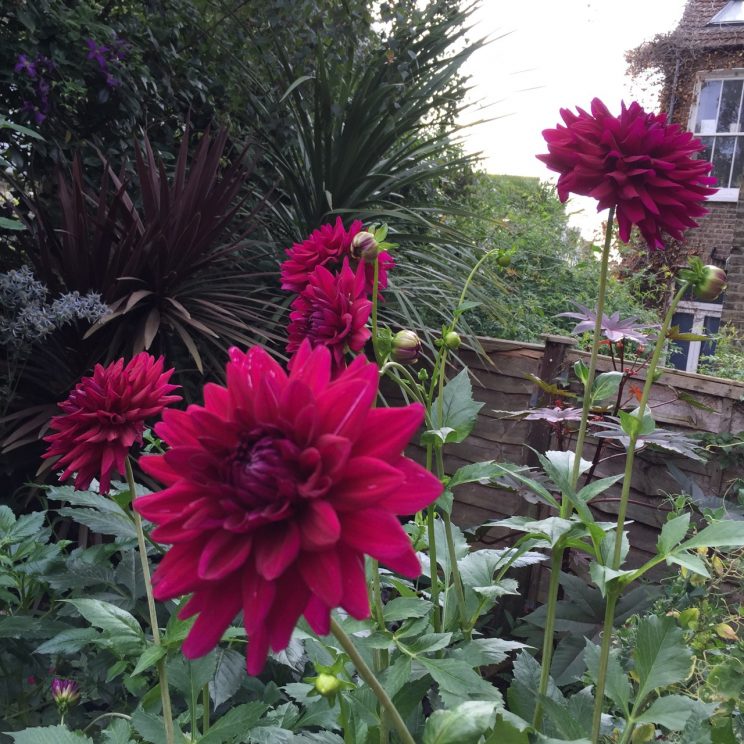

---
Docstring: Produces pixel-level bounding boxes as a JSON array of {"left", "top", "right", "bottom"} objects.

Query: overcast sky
[{"left": 460, "top": 0, "right": 689, "bottom": 237}]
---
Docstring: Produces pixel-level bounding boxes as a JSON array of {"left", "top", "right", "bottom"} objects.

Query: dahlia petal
[
  {"left": 198, "top": 532, "right": 253, "bottom": 580},
  {"left": 151, "top": 542, "right": 202, "bottom": 600},
  {"left": 333, "top": 457, "right": 406, "bottom": 507},
  {"left": 304, "top": 595, "right": 331, "bottom": 636},
  {"left": 338, "top": 546, "right": 369, "bottom": 619},
  {"left": 138, "top": 454, "right": 181, "bottom": 486},
  {"left": 353, "top": 404, "right": 425, "bottom": 460},
  {"left": 254, "top": 523, "right": 300, "bottom": 580},
  {"left": 267, "top": 574, "right": 309, "bottom": 653},
  {"left": 300, "top": 500, "right": 341, "bottom": 550},
  {"left": 182, "top": 582, "right": 242, "bottom": 659},
  {"left": 378, "top": 457, "right": 443, "bottom": 514},
  {"left": 246, "top": 624, "right": 271, "bottom": 676},
  {"left": 242, "top": 569, "right": 277, "bottom": 634},
  {"left": 340, "top": 509, "right": 419, "bottom": 570},
  {"left": 299, "top": 549, "right": 343, "bottom": 607},
  {"left": 317, "top": 368, "right": 378, "bottom": 439}
]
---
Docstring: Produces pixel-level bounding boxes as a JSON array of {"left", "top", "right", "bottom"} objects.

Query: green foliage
[
  {"left": 448, "top": 174, "right": 655, "bottom": 341},
  {"left": 698, "top": 324, "right": 744, "bottom": 382}
]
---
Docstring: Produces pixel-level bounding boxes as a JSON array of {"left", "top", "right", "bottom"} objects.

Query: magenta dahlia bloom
[
  {"left": 43, "top": 353, "right": 180, "bottom": 492},
  {"left": 287, "top": 259, "right": 372, "bottom": 375},
  {"left": 538, "top": 98, "right": 717, "bottom": 249},
  {"left": 281, "top": 217, "right": 393, "bottom": 295},
  {"left": 135, "top": 341, "right": 442, "bottom": 674}
]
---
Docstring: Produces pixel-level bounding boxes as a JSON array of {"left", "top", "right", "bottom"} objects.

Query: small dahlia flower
[
  {"left": 43, "top": 353, "right": 180, "bottom": 492},
  {"left": 538, "top": 98, "right": 717, "bottom": 249},
  {"left": 51, "top": 678, "right": 80, "bottom": 712},
  {"left": 281, "top": 216, "right": 394, "bottom": 295},
  {"left": 287, "top": 259, "right": 372, "bottom": 375},
  {"left": 135, "top": 341, "right": 442, "bottom": 674}
]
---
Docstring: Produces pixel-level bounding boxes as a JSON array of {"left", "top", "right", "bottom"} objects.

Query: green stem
[
  {"left": 126, "top": 459, "right": 175, "bottom": 744},
  {"left": 371, "top": 256, "right": 381, "bottom": 364},
  {"left": 82, "top": 712, "right": 132, "bottom": 733},
  {"left": 532, "top": 550, "right": 563, "bottom": 729},
  {"left": 330, "top": 617, "right": 415, "bottom": 744},
  {"left": 189, "top": 662, "right": 199, "bottom": 739},
  {"left": 590, "top": 591, "right": 619, "bottom": 742},
  {"left": 590, "top": 282, "right": 689, "bottom": 742},
  {"left": 202, "top": 683, "right": 210, "bottom": 734},
  {"left": 426, "top": 446, "right": 441, "bottom": 633},
  {"left": 534, "top": 208, "right": 615, "bottom": 729},
  {"left": 570, "top": 205, "right": 615, "bottom": 488}
]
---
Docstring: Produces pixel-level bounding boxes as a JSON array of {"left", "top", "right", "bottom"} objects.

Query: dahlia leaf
[
  {"left": 199, "top": 701, "right": 269, "bottom": 744},
  {"left": 429, "top": 369, "right": 484, "bottom": 444},
  {"left": 382, "top": 596, "right": 432, "bottom": 623},
  {"left": 419, "top": 657, "right": 504, "bottom": 708},
  {"left": 131, "top": 643, "right": 167, "bottom": 677},
  {"left": 7, "top": 726, "right": 93, "bottom": 744},
  {"left": 452, "top": 638, "right": 526, "bottom": 668},
  {"left": 422, "top": 701, "right": 499, "bottom": 744},
  {"left": 590, "top": 371, "right": 623, "bottom": 404},
  {"left": 209, "top": 648, "right": 246, "bottom": 708}
]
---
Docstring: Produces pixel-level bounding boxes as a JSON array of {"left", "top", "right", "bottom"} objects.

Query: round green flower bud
[
  {"left": 443, "top": 331, "right": 461, "bottom": 350},
  {"left": 497, "top": 253, "right": 511, "bottom": 267},
  {"left": 314, "top": 673, "right": 341, "bottom": 698},
  {"left": 351, "top": 231, "right": 379, "bottom": 262},
  {"left": 392, "top": 329, "right": 422, "bottom": 364},
  {"left": 693, "top": 265, "right": 727, "bottom": 301}
]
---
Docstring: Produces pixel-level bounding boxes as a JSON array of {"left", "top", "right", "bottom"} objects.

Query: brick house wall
[{"left": 632, "top": 0, "right": 744, "bottom": 340}]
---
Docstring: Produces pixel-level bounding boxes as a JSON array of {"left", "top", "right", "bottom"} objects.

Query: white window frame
[
  {"left": 672, "top": 300, "right": 723, "bottom": 373},
  {"left": 688, "top": 69, "right": 744, "bottom": 202}
]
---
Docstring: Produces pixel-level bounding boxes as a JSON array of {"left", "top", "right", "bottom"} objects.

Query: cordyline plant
[{"left": 19, "top": 99, "right": 744, "bottom": 744}]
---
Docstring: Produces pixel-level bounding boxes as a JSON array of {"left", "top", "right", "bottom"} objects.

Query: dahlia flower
[
  {"left": 287, "top": 259, "right": 372, "bottom": 374},
  {"left": 135, "top": 341, "right": 442, "bottom": 674},
  {"left": 538, "top": 98, "right": 717, "bottom": 249},
  {"left": 43, "top": 353, "right": 180, "bottom": 492},
  {"left": 281, "top": 216, "right": 393, "bottom": 295}
]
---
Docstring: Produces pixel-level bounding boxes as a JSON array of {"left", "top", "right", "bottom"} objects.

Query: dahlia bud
[
  {"left": 314, "top": 673, "right": 341, "bottom": 698},
  {"left": 443, "top": 331, "right": 461, "bottom": 350},
  {"left": 694, "top": 265, "right": 727, "bottom": 301},
  {"left": 51, "top": 678, "right": 80, "bottom": 713},
  {"left": 350, "top": 231, "right": 379, "bottom": 262},
  {"left": 392, "top": 329, "right": 422, "bottom": 364}
]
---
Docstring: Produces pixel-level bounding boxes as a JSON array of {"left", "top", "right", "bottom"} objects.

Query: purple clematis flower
[
  {"left": 85, "top": 39, "right": 109, "bottom": 69},
  {"left": 557, "top": 303, "right": 657, "bottom": 344},
  {"left": 14, "top": 54, "right": 37, "bottom": 78}
]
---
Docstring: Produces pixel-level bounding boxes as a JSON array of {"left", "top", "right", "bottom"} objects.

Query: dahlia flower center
[
  {"left": 228, "top": 429, "right": 301, "bottom": 507},
  {"left": 97, "top": 410, "right": 127, "bottom": 426}
]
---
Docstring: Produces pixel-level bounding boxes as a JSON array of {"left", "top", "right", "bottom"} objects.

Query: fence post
[{"left": 525, "top": 334, "right": 576, "bottom": 606}]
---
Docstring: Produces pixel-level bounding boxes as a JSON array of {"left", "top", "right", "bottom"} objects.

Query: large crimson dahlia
[
  {"left": 135, "top": 341, "right": 441, "bottom": 674},
  {"left": 538, "top": 98, "right": 717, "bottom": 249},
  {"left": 287, "top": 259, "right": 372, "bottom": 374},
  {"left": 43, "top": 353, "right": 179, "bottom": 492},
  {"left": 280, "top": 216, "right": 393, "bottom": 295}
]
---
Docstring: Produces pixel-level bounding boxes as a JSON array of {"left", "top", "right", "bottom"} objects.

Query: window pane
[
  {"left": 712, "top": 135, "right": 736, "bottom": 186},
  {"left": 695, "top": 79, "right": 722, "bottom": 133},
  {"left": 719, "top": 79, "right": 743, "bottom": 132},
  {"left": 701, "top": 315, "right": 721, "bottom": 359},
  {"left": 668, "top": 312, "right": 693, "bottom": 371},
  {"left": 730, "top": 137, "right": 744, "bottom": 189},
  {"left": 698, "top": 136, "right": 715, "bottom": 166}
]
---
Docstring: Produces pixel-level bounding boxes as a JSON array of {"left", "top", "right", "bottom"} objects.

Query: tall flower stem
[
  {"left": 126, "top": 459, "right": 175, "bottom": 744},
  {"left": 589, "top": 281, "right": 689, "bottom": 743},
  {"left": 534, "top": 206, "right": 615, "bottom": 729},
  {"left": 330, "top": 617, "right": 415, "bottom": 744}
]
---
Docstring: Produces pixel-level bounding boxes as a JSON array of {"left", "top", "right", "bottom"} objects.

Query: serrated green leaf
[
  {"left": 575, "top": 474, "right": 624, "bottom": 504},
  {"left": 666, "top": 551, "right": 710, "bottom": 577},
  {"left": 634, "top": 616, "right": 692, "bottom": 706},
  {"left": 199, "top": 702, "right": 269, "bottom": 744},
  {"left": 210, "top": 647, "right": 246, "bottom": 708},
  {"left": 419, "top": 657, "right": 503, "bottom": 708},
  {"left": 574, "top": 360, "right": 589, "bottom": 387},
  {"left": 430, "top": 369, "right": 484, "bottom": 444},
  {"left": 658, "top": 513, "right": 691, "bottom": 555},
  {"left": 101, "top": 718, "right": 134, "bottom": 744},
  {"left": 591, "top": 371, "right": 623, "bottom": 403},
  {"left": 678, "top": 520, "right": 744, "bottom": 551},
  {"left": 35, "top": 628, "right": 100, "bottom": 655},
  {"left": 382, "top": 597, "right": 432, "bottom": 622},
  {"left": 584, "top": 640, "right": 630, "bottom": 715},
  {"left": 635, "top": 695, "right": 716, "bottom": 731},
  {"left": 423, "top": 701, "right": 499, "bottom": 744},
  {"left": 131, "top": 644, "right": 167, "bottom": 677},
  {"left": 8, "top": 727, "right": 92, "bottom": 743},
  {"left": 448, "top": 461, "right": 506, "bottom": 489}
]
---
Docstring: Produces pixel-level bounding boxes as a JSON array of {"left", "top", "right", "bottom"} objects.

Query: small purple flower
[
  {"left": 105, "top": 73, "right": 121, "bottom": 89},
  {"left": 51, "top": 678, "right": 80, "bottom": 712},
  {"left": 14, "top": 54, "right": 37, "bottom": 78},
  {"left": 557, "top": 303, "right": 657, "bottom": 344},
  {"left": 85, "top": 39, "right": 109, "bottom": 69},
  {"left": 112, "top": 36, "right": 129, "bottom": 61}
]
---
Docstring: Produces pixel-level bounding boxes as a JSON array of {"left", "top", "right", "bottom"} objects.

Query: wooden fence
[{"left": 440, "top": 336, "right": 744, "bottom": 590}]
